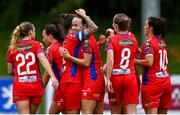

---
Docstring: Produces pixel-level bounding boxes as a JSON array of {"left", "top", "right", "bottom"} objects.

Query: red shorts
[
  {"left": 13, "top": 95, "right": 42, "bottom": 104},
  {"left": 60, "top": 83, "right": 82, "bottom": 110},
  {"left": 53, "top": 89, "right": 65, "bottom": 110},
  {"left": 108, "top": 74, "right": 139, "bottom": 105},
  {"left": 81, "top": 81, "right": 105, "bottom": 102},
  {"left": 142, "top": 78, "right": 172, "bottom": 109}
]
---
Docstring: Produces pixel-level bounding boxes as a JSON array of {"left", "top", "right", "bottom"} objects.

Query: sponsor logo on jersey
[
  {"left": 118, "top": 39, "right": 134, "bottom": 46},
  {"left": 17, "top": 44, "right": 32, "bottom": 52},
  {"left": 145, "top": 42, "right": 153, "bottom": 54}
]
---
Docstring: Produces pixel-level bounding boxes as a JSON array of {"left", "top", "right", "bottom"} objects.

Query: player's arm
[
  {"left": 60, "top": 47, "right": 91, "bottom": 67},
  {"left": 106, "top": 49, "right": 114, "bottom": 93},
  {"left": 75, "top": 9, "right": 98, "bottom": 38},
  {"left": 37, "top": 52, "right": 59, "bottom": 89},
  {"left": 43, "top": 71, "right": 50, "bottom": 88},
  {"left": 43, "top": 51, "right": 52, "bottom": 88},
  {"left": 106, "top": 49, "right": 114, "bottom": 80},
  {"left": 134, "top": 55, "right": 153, "bottom": 67},
  {"left": 7, "top": 62, "right": 14, "bottom": 75},
  {"left": 98, "top": 28, "right": 114, "bottom": 46}
]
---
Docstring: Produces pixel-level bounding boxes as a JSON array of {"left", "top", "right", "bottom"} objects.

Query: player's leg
[
  {"left": 16, "top": 100, "right": 30, "bottom": 114},
  {"left": 93, "top": 101, "right": 104, "bottom": 114},
  {"left": 29, "top": 103, "right": 39, "bottom": 114},
  {"left": 66, "top": 109, "right": 80, "bottom": 114},
  {"left": 125, "top": 104, "right": 137, "bottom": 114},
  {"left": 49, "top": 101, "right": 60, "bottom": 114},
  {"left": 81, "top": 99, "right": 96, "bottom": 114},
  {"left": 29, "top": 96, "right": 42, "bottom": 114},
  {"left": 109, "top": 103, "right": 122, "bottom": 114},
  {"left": 93, "top": 87, "right": 105, "bottom": 114},
  {"left": 145, "top": 108, "right": 158, "bottom": 114},
  {"left": 158, "top": 108, "right": 168, "bottom": 114},
  {"left": 13, "top": 96, "right": 30, "bottom": 114}
]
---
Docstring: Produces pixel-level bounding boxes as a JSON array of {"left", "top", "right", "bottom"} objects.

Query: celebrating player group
[{"left": 6, "top": 8, "right": 172, "bottom": 114}]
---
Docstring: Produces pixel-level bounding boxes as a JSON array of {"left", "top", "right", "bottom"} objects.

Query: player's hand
[
  {"left": 106, "top": 28, "right": 114, "bottom": 37},
  {"left": 51, "top": 77, "right": 59, "bottom": 89},
  {"left": 102, "top": 64, "right": 107, "bottom": 73},
  {"left": 59, "top": 47, "right": 69, "bottom": 58},
  {"left": 75, "top": 8, "right": 86, "bottom": 17},
  {"left": 107, "top": 79, "right": 114, "bottom": 93},
  {"left": 98, "top": 34, "right": 106, "bottom": 46}
]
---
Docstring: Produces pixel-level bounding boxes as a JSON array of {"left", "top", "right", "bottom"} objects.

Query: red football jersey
[
  {"left": 46, "top": 41, "right": 62, "bottom": 85},
  {"left": 61, "top": 31, "right": 86, "bottom": 84},
  {"left": 6, "top": 39, "right": 44, "bottom": 96},
  {"left": 141, "top": 37, "right": 170, "bottom": 84},
  {"left": 105, "top": 32, "right": 138, "bottom": 75},
  {"left": 81, "top": 35, "right": 104, "bottom": 85}
]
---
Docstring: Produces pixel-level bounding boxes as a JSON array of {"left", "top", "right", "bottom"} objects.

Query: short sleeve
[
  {"left": 104, "top": 37, "right": 113, "bottom": 52},
  {"left": 6, "top": 48, "right": 13, "bottom": 63},
  {"left": 144, "top": 42, "right": 153, "bottom": 56},
  {"left": 45, "top": 47, "right": 53, "bottom": 64},
  {"left": 35, "top": 42, "right": 45, "bottom": 55},
  {"left": 83, "top": 40, "right": 92, "bottom": 53}
]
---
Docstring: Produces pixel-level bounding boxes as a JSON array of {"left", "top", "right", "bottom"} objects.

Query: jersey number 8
[{"left": 120, "top": 48, "right": 131, "bottom": 69}]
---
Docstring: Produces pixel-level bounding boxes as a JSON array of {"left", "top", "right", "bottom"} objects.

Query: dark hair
[
  {"left": 74, "top": 13, "right": 86, "bottom": 25},
  {"left": 113, "top": 13, "right": 131, "bottom": 31},
  {"left": 147, "top": 16, "right": 166, "bottom": 38},
  {"left": 57, "top": 13, "right": 75, "bottom": 34},
  {"left": 19, "top": 22, "right": 34, "bottom": 37},
  {"left": 44, "top": 23, "right": 65, "bottom": 42}
]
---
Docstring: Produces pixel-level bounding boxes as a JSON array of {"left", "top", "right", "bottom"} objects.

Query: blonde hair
[{"left": 9, "top": 21, "right": 34, "bottom": 50}]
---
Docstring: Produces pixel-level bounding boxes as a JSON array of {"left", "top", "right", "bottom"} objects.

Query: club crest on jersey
[
  {"left": 84, "top": 40, "right": 90, "bottom": 49},
  {"left": 145, "top": 42, "right": 153, "bottom": 54},
  {"left": 158, "top": 41, "right": 166, "bottom": 48},
  {"left": 118, "top": 39, "right": 134, "bottom": 46},
  {"left": 17, "top": 44, "right": 32, "bottom": 52}
]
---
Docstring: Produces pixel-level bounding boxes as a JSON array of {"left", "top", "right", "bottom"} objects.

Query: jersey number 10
[{"left": 159, "top": 49, "right": 168, "bottom": 71}]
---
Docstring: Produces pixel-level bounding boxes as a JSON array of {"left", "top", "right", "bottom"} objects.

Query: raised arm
[{"left": 75, "top": 9, "right": 98, "bottom": 37}]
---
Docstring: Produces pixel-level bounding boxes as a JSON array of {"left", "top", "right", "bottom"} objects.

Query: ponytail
[
  {"left": 9, "top": 21, "right": 34, "bottom": 51},
  {"left": 9, "top": 25, "right": 22, "bottom": 50}
]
